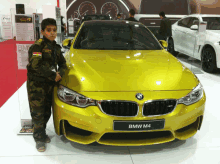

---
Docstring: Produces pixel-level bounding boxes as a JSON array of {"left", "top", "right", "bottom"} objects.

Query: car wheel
[
  {"left": 201, "top": 47, "right": 217, "bottom": 73},
  {"left": 168, "top": 39, "right": 178, "bottom": 57}
]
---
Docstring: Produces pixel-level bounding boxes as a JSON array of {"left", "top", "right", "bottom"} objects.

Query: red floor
[{"left": 0, "top": 39, "right": 34, "bottom": 107}]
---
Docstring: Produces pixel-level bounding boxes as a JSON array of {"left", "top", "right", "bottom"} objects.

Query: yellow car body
[{"left": 52, "top": 21, "right": 205, "bottom": 146}]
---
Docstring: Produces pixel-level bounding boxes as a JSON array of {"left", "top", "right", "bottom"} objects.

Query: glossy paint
[{"left": 53, "top": 24, "right": 206, "bottom": 146}]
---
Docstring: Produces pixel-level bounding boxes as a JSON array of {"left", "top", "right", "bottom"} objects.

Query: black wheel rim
[{"left": 202, "top": 50, "right": 213, "bottom": 70}]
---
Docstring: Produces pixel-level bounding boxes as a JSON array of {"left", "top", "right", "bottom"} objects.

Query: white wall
[{"left": 0, "top": 0, "right": 66, "bottom": 16}]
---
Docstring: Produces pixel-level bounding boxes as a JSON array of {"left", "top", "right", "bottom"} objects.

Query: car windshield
[
  {"left": 202, "top": 17, "right": 220, "bottom": 30},
  {"left": 139, "top": 0, "right": 189, "bottom": 15},
  {"left": 74, "top": 21, "right": 162, "bottom": 50},
  {"left": 82, "top": 15, "right": 110, "bottom": 22}
]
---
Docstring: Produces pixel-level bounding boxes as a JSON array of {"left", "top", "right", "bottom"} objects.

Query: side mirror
[
  {"left": 62, "top": 39, "right": 72, "bottom": 49},
  {"left": 190, "top": 25, "right": 199, "bottom": 30},
  {"left": 159, "top": 40, "right": 168, "bottom": 48}
]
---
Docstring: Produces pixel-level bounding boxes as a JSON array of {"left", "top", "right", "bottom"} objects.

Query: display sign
[
  {"left": 1, "top": 15, "right": 13, "bottom": 39},
  {"left": 68, "top": 18, "right": 74, "bottom": 34},
  {"left": 55, "top": 7, "right": 61, "bottom": 43},
  {"left": 57, "top": 25, "right": 61, "bottom": 34},
  {"left": 69, "top": 26, "right": 74, "bottom": 34},
  {"left": 57, "top": 17, "right": 61, "bottom": 25},
  {"left": 15, "top": 15, "right": 34, "bottom": 41},
  {"left": 56, "top": 7, "right": 61, "bottom": 18},
  {"left": 197, "top": 22, "right": 207, "bottom": 45},
  {"left": 68, "top": 19, "right": 73, "bottom": 26},
  {"left": 198, "top": 22, "right": 207, "bottom": 33},
  {"left": 16, "top": 44, "right": 32, "bottom": 69},
  {"left": 33, "top": 13, "right": 43, "bottom": 39}
]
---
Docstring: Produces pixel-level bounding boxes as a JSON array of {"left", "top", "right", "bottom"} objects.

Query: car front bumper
[{"left": 52, "top": 87, "right": 206, "bottom": 146}]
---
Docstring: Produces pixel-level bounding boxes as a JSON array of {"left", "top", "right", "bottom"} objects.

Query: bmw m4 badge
[{"left": 136, "top": 93, "right": 144, "bottom": 100}]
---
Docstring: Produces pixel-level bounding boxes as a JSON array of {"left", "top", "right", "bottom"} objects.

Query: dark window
[
  {"left": 74, "top": 22, "right": 162, "bottom": 50},
  {"left": 81, "top": 15, "right": 111, "bottom": 23},
  {"left": 177, "top": 17, "right": 191, "bottom": 28},
  {"left": 188, "top": 17, "right": 199, "bottom": 28},
  {"left": 202, "top": 17, "right": 220, "bottom": 30},
  {"left": 139, "top": 0, "right": 189, "bottom": 15}
]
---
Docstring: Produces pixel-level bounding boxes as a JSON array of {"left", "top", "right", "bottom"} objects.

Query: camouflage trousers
[{"left": 27, "top": 79, "right": 55, "bottom": 142}]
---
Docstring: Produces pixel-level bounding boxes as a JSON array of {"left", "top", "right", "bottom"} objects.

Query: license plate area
[{"left": 113, "top": 119, "right": 165, "bottom": 131}]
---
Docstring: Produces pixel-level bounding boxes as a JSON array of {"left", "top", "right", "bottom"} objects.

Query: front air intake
[
  {"left": 100, "top": 101, "right": 138, "bottom": 117},
  {"left": 143, "top": 100, "right": 177, "bottom": 116}
]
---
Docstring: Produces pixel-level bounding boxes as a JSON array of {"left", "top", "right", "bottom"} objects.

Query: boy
[{"left": 26, "top": 18, "right": 67, "bottom": 152}]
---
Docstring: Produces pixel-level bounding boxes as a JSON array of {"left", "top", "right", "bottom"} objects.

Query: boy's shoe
[
  {"left": 45, "top": 135, "right": 51, "bottom": 143},
  {"left": 36, "top": 141, "right": 46, "bottom": 152}
]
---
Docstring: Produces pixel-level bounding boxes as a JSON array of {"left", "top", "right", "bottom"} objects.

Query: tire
[
  {"left": 59, "top": 120, "right": 64, "bottom": 135},
  {"left": 88, "top": 142, "right": 100, "bottom": 146},
  {"left": 201, "top": 47, "right": 217, "bottom": 73},
  {"left": 168, "top": 39, "right": 178, "bottom": 57}
]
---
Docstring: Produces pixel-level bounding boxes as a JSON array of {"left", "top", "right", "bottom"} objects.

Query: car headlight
[
  {"left": 178, "top": 83, "right": 204, "bottom": 105},
  {"left": 57, "top": 85, "right": 97, "bottom": 107}
]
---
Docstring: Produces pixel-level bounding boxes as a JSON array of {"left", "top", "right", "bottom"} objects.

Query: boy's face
[{"left": 41, "top": 25, "right": 57, "bottom": 41}]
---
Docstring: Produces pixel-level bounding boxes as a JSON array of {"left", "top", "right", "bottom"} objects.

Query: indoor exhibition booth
[
  {"left": 0, "top": 0, "right": 216, "bottom": 146},
  {"left": 3, "top": 0, "right": 220, "bottom": 163}
]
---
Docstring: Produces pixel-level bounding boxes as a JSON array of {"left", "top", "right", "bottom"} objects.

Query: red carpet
[{"left": 0, "top": 40, "right": 34, "bottom": 107}]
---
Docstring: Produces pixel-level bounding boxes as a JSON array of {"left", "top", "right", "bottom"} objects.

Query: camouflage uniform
[{"left": 26, "top": 36, "right": 67, "bottom": 142}]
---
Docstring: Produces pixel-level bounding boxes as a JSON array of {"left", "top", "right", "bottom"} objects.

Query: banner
[
  {"left": 15, "top": 15, "right": 34, "bottom": 41},
  {"left": 1, "top": 15, "right": 13, "bottom": 39},
  {"left": 16, "top": 44, "right": 32, "bottom": 69}
]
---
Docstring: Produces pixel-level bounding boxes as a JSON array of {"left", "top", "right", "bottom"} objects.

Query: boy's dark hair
[
  {"left": 159, "top": 11, "right": 165, "bottom": 17},
  {"left": 41, "top": 18, "right": 57, "bottom": 31},
  {"left": 129, "top": 9, "right": 135, "bottom": 16},
  {"left": 117, "top": 13, "right": 121, "bottom": 17}
]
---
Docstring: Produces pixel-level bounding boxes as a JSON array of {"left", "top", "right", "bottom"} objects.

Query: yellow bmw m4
[{"left": 52, "top": 20, "right": 206, "bottom": 146}]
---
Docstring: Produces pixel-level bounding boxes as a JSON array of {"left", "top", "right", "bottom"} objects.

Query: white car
[{"left": 169, "top": 14, "right": 220, "bottom": 73}]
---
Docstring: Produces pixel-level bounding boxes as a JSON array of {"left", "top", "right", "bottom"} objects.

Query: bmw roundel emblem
[{"left": 136, "top": 93, "right": 144, "bottom": 100}]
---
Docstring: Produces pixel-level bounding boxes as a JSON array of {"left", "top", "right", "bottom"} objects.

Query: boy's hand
[{"left": 55, "top": 72, "right": 62, "bottom": 82}]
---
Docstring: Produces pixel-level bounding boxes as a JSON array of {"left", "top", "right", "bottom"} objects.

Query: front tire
[
  {"left": 168, "top": 39, "right": 179, "bottom": 57},
  {"left": 201, "top": 47, "right": 217, "bottom": 73}
]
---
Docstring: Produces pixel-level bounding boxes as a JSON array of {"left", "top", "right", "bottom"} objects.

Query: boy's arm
[
  {"left": 28, "top": 44, "right": 57, "bottom": 81},
  {"left": 57, "top": 47, "right": 67, "bottom": 77}
]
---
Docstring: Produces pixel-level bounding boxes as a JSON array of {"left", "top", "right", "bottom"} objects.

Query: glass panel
[{"left": 74, "top": 22, "right": 162, "bottom": 50}]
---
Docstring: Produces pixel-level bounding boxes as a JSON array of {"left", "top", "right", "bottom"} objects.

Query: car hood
[{"left": 64, "top": 50, "right": 198, "bottom": 92}]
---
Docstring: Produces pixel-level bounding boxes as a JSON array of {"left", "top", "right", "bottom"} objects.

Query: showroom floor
[{"left": 1, "top": 54, "right": 220, "bottom": 164}]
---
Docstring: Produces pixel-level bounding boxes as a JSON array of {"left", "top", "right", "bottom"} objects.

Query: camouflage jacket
[{"left": 27, "top": 37, "right": 67, "bottom": 82}]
